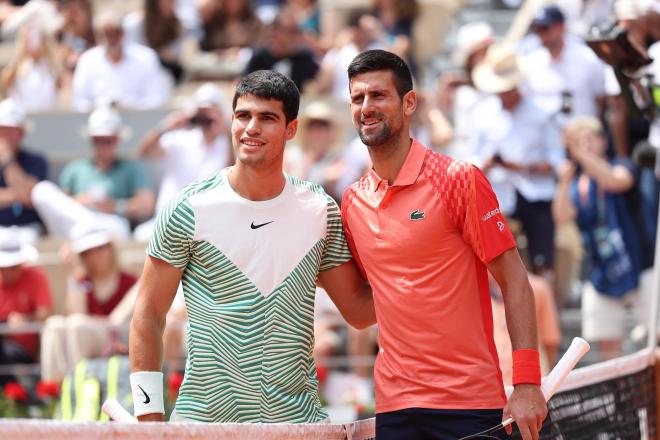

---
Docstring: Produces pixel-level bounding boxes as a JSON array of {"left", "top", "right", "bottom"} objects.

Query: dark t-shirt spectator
[
  {"left": 244, "top": 46, "right": 318, "bottom": 91},
  {"left": 0, "top": 149, "right": 47, "bottom": 226}
]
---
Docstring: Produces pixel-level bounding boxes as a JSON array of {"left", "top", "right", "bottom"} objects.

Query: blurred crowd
[{"left": 0, "top": 0, "right": 657, "bottom": 418}]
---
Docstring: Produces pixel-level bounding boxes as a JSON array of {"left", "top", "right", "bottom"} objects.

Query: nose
[
  {"left": 245, "top": 117, "right": 261, "bottom": 136},
  {"left": 360, "top": 96, "right": 377, "bottom": 118}
]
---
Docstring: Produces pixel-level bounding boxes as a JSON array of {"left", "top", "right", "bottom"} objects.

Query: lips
[{"left": 240, "top": 138, "right": 265, "bottom": 149}]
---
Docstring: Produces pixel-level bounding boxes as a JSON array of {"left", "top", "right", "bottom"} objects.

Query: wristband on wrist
[
  {"left": 512, "top": 349, "right": 541, "bottom": 386},
  {"left": 130, "top": 371, "right": 165, "bottom": 416},
  {"left": 115, "top": 199, "right": 127, "bottom": 216}
]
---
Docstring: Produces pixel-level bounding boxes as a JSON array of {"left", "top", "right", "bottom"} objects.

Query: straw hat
[
  {"left": 0, "top": 228, "right": 38, "bottom": 268},
  {"left": 452, "top": 22, "right": 495, "bottom": 67},
  {"left": 70, "top": 223, "right": 113, "bottom": 254},
  {"left": 298, "top": 101, "right": 342, "bottom": 148},
  {"left": 472, "top": 47, "right": 523, "bottom": 94}
]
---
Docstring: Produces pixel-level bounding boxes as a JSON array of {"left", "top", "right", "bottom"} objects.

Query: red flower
[
  {"left": 4, "top": 382, "right": 28, "bottom": 401},
  {"left": 167, "top": 371, "right": 184, "bottom": 396},
  {"left": 36, "top": 381, "right": 60, "bottom": 399},
  {"left": 316, "top": 366, "right": 328, "bottom": 384}
]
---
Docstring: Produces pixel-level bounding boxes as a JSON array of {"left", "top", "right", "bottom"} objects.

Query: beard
[{"left": 357, "top": 113, "right": 403, "bottom": 147}]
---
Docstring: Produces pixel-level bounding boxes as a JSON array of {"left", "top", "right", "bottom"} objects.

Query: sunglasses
[{"left": 92, "top": 137, "right": 118, "bottom": 147}]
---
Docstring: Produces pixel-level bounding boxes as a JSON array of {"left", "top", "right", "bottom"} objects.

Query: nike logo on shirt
[
  {"left": 138, "top": 385, "right": 151, "bottom": 404},
  {"left": 251, "top": 221, "right": 274, "bottom": 229}
]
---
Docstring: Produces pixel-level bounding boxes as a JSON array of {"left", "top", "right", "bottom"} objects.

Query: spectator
[
  {"left": 198, "top": 0, "right": 263, "bottom": 54},
  {"left": 58, "top": 105, "right": 155, "bottom": 233},
  {"left": 429, "top": 21, "right": 497, "bottom": 158},
  {"left": 134, "top": 83, "right": 232, "bottom": 240},
  {"left": 0, "top": 229, "right": 51, "bottom": 385},
  {"left": 244, "top": 7, "right": 318, "bottom": 91},
  {"left": 553, "top": 117, "right": 645, "bottom": 359},
  {"left": 71, "top": 10, "right": 170, "bottom": 111},
  {"left": 284, "top": 101, "right": 343, "bottom": 199},
  {"left": 313, "top": 9, "right": 384, "bottom": 102},
  {"left": 371, "top": 0, "right": 418, "bottom": 67},
  {"left": 57, "top": 0, "right": 95, "bottom": 71},
  {"left": 524, "top": 5, "right": 606, "bottom": 125},
  {"left": 40, "top": 224, "right": 137, "bottom": 382},
  {"left": 0, "top": 98, "right": 47, "bottom": 242},
  {"left": 123, "top": 0, "right": 186, "bottom": 83},
  {"left": 472, "top": 48, "right": 564, "bottom": 281},
  {"left": 1, "top": 22, "right": 63, "bottom": 112}
]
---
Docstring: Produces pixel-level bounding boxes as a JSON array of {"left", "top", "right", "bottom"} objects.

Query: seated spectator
[
  {"left": 198, "top": 0, "right": 263, "bottom": 55},
  {"left": 244, "top": 7, "right": 318, "bottom": 91},
  {"left": 312, "top": 9, "right": 384, "bottom": 102},
  {"left": 371, "top": 0, "right": 418, "bottom": 68},
  {"left": 284, "top": 101, "right": 344, "bottom": 200},
  {"left": 0, "top": 98, "right": 47, "bottom": 242},
  {"left": 71, "top": 10, "right": 170, "bottom": 111},
  {"left": 56, "top": 0, "right": 95, "bottom": 71},
  {"left": 40, "top": 224, "right": 137, "bottom": 382},
  {"left": 286, "top": 0, "right": 322, "bottom": 54},
  {"left": 134, "top": 83, "right": 232, "bottom": 240},
  {"left": 0, "top": 229, "right": 51, "bottom": 385},
  {"left": 58, "top": 105, "right": 155, "bottom": 232},
  {"left": 123, "top": 0, "right": 186, "bottom": 83},
  {"left": 553, "top": 117, "right": 645, "bottom": 359},
  {"left": 1, "top": 21, "right": 63, "bottom": 112}
]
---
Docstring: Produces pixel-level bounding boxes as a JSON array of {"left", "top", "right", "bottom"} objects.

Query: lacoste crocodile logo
[{"left": 410, "top": 210, "right": 426, "bottom": 221}]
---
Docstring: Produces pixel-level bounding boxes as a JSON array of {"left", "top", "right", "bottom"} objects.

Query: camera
[{"left": 189, "top": 114, "right": 214, "bottom": 128}]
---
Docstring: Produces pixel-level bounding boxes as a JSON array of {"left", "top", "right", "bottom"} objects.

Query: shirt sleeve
[
  {"left": 130, "top": 160, "right": 152, "bottom": 192},
  {"left": 340, "top": 189, "right": 367, "bottom": 279},
  {"left": 319, "top": 195, "right": 352, "bottom": 272},
  {"left": 58, "top": 163, "right": 75, "bottom": 194},
  {"left": 147, "top": 196, "right": 194, "bottom": 269},
  {"left": 461, "top": 165, "right": 517, "bottom": 263},
  {"left": 30, "top": 268, "right": 53, "bottom": 311}
]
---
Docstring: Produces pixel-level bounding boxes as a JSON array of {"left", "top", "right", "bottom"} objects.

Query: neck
[
  {"left": 548, "top": 39, "right": 564, "bottom": 59},
  {"left": 94, "top": 158, "right": 114, "bottom": 171},
  {"left": 106, "top": 46, "right": 123, "bottom": 63},
  {"left": 368, "top": 131, "right": 413, "bottom": 184},
  {"left": 228, "top": 163, "right": 286, "bottom": 201},
  {"left": 90, "top": 267, "right": 116, "bottom": 283}
]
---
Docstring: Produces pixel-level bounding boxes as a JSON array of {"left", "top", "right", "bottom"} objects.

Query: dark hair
[
  {"left": 347, "top": 49, "right": 413, "bottom": 98},
  {"left": 232, "top": 70, "right": 300, "bottom": 123}
]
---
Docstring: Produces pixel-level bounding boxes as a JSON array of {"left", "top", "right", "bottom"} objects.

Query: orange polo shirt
[{"left": 342, "top": 139, "right": 516, "bottom": 413}]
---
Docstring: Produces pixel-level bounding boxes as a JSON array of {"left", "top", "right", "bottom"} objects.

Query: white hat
[
  {"left": 0, "top": 228, "right": 38, "bottom": 268},
  {"left": 0, "top": 98, "right": 28, "bottom": 129},
  {"left": 472, "top": 47, "right": 523, "bottom": 94},
  {"left": 194, "top": 83, "right": 223, "bottom": 109},
  {"left": 84, "top": 105, "right": 130, "bottom": 138},
  {"left": 452, "top": 22, "right": 495, "bottom": 67},
  {"left": 70, "top": 223, "right": 112, "bottom": 254}
]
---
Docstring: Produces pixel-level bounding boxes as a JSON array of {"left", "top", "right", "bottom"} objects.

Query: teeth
[{"left": 242, "top": 140, "right": 262, "bottom": 146}]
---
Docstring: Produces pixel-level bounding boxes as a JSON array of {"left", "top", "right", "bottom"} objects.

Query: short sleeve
[
  {"left": 130, "top": 161, "right": 152, "bottom": 192},
  {"left": 147, "top": 196, "right": 195, "bottom": 269},
  {"left": 319, "top": 195, "right": 352, "bottom": 272},
  {"left": 341, "top": 189, "right": 367, "bottom": 279},
  {"left": 58, "top": 162, "right": 75, "bottom": 194},
  {"left": 29, "top": 268, "right": 52, "bottom": 310},
  {"left": 461, "top": 166, "right": 517, "bottom": 263}
]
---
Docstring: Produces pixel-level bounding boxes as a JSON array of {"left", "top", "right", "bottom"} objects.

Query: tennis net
[{"left": 0, "top": 348, "right": 656, "bottom": 439}]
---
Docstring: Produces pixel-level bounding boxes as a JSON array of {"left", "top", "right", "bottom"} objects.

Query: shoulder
[
  {"left": 287, "top": 174, "right": 336, "bottom": 208},
  {"left": 125, "top": 43, "right": 159, "bottom": 64},
  {"left": 77, "top": 46, "right": 103, "bottom": 64},
  {"left": 422, "top": 151, "right": 474, "bottom": 186},
  {"left": 62, "top": 158, "right": 90, "bottom": 174}
]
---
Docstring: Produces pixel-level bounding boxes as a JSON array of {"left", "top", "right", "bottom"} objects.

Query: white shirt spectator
[
  {"left": 556, "top": 0, "right": 614, "bottom": 37},
  {"left": 156, "top": 128, "right": 231, "bottom": 211},
  {"left": 71, "top": 43, "right": 170, "bottom": 111},
  {"left": 523, "top": 38, "right": 606, "bottom": 121},
  {"left": 472, "top": 95, "right": 564, "bottom": 206},
  {"left": 8, "top": 60, "right": 59, "bottom": 112}
]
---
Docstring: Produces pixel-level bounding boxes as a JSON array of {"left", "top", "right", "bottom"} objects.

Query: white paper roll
[
  {"left": 541, "top": 337, "right": 591, "bottom": 400},
  {"left": 102, "top": 398, "right": 138, "bottom": 423}
]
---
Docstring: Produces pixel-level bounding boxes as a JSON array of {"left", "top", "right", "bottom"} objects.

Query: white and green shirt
[{"left": 147, "top": 169, "right": 352, "bottom": 423}]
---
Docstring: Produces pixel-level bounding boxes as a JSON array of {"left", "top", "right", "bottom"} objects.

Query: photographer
[
  {"left": 135, "top": 83, "right": 232, "bottom": 241},
  {"left": 553, "top": 116, "right": 647, "bottom": 359}
]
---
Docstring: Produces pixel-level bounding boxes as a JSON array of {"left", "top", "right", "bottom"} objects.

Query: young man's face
[
  {"left": 231, "top": 94, "right": 297, "bottom": 169},
  {"left": 349, "top": 70, "right": 415, "bottom": 147}
]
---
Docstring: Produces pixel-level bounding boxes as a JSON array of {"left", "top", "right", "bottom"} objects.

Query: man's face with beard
[{"left": 349, "top": 70, "right": 406, "bottom": 147}]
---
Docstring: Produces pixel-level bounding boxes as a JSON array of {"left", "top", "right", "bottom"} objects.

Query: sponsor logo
[
  {"left": 137, "top": 385, "right": 151, "bottom": 404},
  {"left": 410, "top": 209, "right": 426, "bottom": 221},
  {"left": 481, "top": 208, "right": 501, "bottom": 222},
  {"left": 497, "top": 221, "right": 505, "bottom": 231},
  {"left": 250, "top": 221, "right": 274, "bottom": 230}
]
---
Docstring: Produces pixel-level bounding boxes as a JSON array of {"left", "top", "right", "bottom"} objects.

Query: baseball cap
[
  {"left": 452, "top": 22, "right": 495, "bottom": 67},
  {"left": 0, "top": 98, "right": 27, "bottom": 129},
  {"left": 531, "top": 5, "right": 565, "bottom": 28},
  {"left": 86, "top": 105, "right": 124, "bottom": 137}
]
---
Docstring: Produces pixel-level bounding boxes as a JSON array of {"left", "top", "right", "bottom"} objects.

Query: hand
[
  {"left": 137, "top": 413, "right": 164, "bottom": 422},
  {"left": 161, "top": 110, "right": 193, "bottom": 133},
  {"left": 93, "top": 197, "right": 116, "bottom": 214},
  {"left": 7, "top": 312, "right": 28, "bottom": 328},
  {"left": 557, "top": 160, "right": 576, "bottom": 183},
  {"left": 503, "top": 383, "right": 547, "bottom": 440}
]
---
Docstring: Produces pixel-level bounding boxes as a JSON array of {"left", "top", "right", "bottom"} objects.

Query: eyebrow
[{"left": 234, "top": 108, "right": 282, "bottom": 119}]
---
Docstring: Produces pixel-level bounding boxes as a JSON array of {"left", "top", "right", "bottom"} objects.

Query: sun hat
[
  {"left": 70, "top": 223, "right": 113, "bottom": 254},
  {"left": 472, "top": 46, "right": 524, "bottom": 94},
  {"left": 0, "top": 227, "right": 38, "bottom": 268},
  {"left": 452, "top": 22, "right": 495, "bottom": 67}
]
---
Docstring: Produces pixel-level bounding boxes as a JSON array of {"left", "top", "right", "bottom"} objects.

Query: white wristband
[{"left": 130, "top": 371, "right": 165, "bottom": 417}]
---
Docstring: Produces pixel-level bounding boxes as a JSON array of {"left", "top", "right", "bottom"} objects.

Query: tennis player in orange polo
[{"left": 341, "top": 50, "right": 548, "bottom": 440}]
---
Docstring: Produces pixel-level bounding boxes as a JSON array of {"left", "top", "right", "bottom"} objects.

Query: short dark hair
[
  {"left": 347, "top": 50, "right": 413, "bottom": 99},
  {"left": 232, "top": 70, "right": 300, "bottom": 124}
]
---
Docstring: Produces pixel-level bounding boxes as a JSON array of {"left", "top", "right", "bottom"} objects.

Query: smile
[{"left": 241, "top": 138, "right": 265, "bottom": 147}]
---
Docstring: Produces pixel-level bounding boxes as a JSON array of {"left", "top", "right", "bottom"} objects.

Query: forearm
[
  {"left": 124, "top": 192, "right": 155, "bottom": 221},
  {"left": 138, "top": 130, "right": 163, "bottom": 158},
  {"left": 129, "top": 306, "right": 165, "bottom": 372},
  {"left": 552, "top": 180, "right": 576, "bottom": 224},
  {"left": 349, "top": 285, "right": 376, "bottom": 330},
  {"left": 0, "top": 187, "right": 16, "bottom": 208},
  {"left": 573, "top": 150, "right": 632, "bottom": 192},
  {"left": 500, "top": 264, "right": 539, "bottom": 350}
]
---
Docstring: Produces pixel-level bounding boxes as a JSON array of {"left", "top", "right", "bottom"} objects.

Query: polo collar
[{"left": 368, "top": 138, "right": 426, "bottom": 191}]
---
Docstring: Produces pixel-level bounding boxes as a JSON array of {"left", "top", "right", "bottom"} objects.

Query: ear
[
  {"left": 285, "top": 119, "right": 298, "bottom": 141},
  {"left": 403, "top": 90, "right": 417, "bottom": 117}
]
